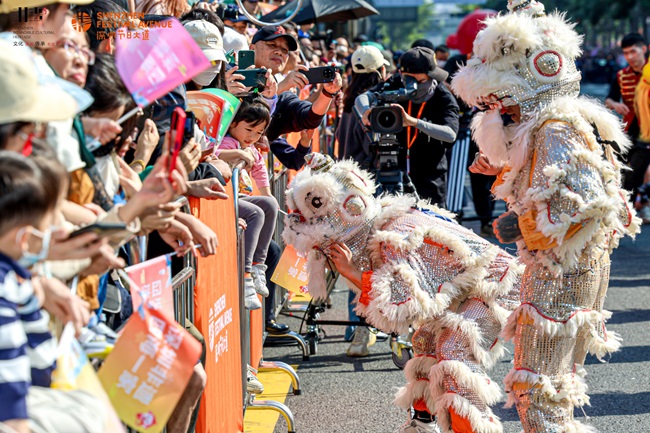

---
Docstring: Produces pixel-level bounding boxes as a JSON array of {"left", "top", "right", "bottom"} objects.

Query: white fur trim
[
  {"left": 394, "top": 379, "right": 437, "bottom": 413},
  {"left": 435, "top": 392, "right": 503, "bottom": 433},
  {"left": 305, "top": 250, "right": 328, "bottom": 301},
  {"left": 503, "top": 366, "right": 590, "bottom": 409}
]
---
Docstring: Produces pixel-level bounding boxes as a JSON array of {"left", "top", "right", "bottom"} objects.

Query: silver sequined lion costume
[
  {"left": 451, "top": 1, "right": 641, "bottom": 431},
  {"left": 283, "top": 153, "right": 522, "bottom": 433}
]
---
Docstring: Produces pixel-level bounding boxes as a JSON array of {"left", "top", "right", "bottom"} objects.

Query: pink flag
[
  {"left": 126, "top": 255, "right": 175, "bottom": 319},
  {"left": 115, "top": 18, "right": 211, "bottom": 107}
]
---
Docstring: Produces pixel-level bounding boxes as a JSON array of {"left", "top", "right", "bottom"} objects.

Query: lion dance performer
[
  {"left": 451, "top": 1, "right": 641, "bottom": 431},
  {"left": 283, "top": 153, "right": 522, "bottom": 433}
]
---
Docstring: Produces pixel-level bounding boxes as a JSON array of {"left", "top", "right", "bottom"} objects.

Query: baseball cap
[
  {"left": 184, "top": 20, "right": 227, "bottom": 63},
  {"left": 400, "top": 47, "right": 448, "bottom": 82},
  {"left": 252, "top": 25, "right": 298, "bottom": 52},
  {"left": 0, "top": 0, "right": 94, "bottom": 14},
  {"left": 223, "top": 27, "right": 249, "bottom": 55},
  {"left": 351, "top": 45, "right": 389, "bottom": 74},
  {"left": 0, "top": 42, "right": 77, "bottom": 124}
]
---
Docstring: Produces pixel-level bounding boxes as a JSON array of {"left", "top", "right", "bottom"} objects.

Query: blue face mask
[{"left": 16, "top": 227, "right": 52, "bottom": 269}]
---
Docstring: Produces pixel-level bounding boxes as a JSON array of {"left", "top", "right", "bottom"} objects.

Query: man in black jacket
[
  {"left": 356, "top": 47, "right": 459, "bottom": 206},
  {"left": 248, "top": 26, "right": 342, "bottom": 143}
]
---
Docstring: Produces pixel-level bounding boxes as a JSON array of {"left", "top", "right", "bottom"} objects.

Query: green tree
[{"left": 375, "top": 3, "right": 435, "bottom": 51}]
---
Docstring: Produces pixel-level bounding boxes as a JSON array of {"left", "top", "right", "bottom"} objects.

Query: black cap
[
  {"left": 252, "top": 25, "right": 298, "bottom": 51},
  {"left": 400, "top": 47, "right": 448, "bottom": 82}
]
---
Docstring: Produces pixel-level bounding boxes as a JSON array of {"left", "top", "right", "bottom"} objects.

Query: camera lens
[
  {"left": 323, "top": 68, "right": 334, "bottom": 78},
  {"left": 377, "top": 111, "right": 397, "bottom": 129}
]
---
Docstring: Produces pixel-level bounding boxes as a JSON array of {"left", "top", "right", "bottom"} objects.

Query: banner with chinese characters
[
  {"left": 189, "top": 195, "right": 244, "bottom": 433},
  {"left": 126, "top": 255, "right": 175, "bottom": 319},
  {"left": 115, "top": 18, "right": 211, "bottom": 107},
  {"left": 271, "top": 244, "right": 312, "bottom": 299},
  {"left": 98, "top": 303, "right": 202, "bottom": 433}
]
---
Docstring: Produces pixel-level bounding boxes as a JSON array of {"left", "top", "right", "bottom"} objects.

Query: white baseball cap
[
  {"left": 223, "top": 27, "right": 249, "bottom": 56},
  {"left": 0, "top": 41, "right": 77, "bottom": 124},
  {"left": 0, "top": 0, "right": 94, "bottom": 14},
  {"left": 184, "top": 20, "right": 227, "bottom": 63},
  {"left": 351, "top": 45, "right": 389, "bottom": 74}
]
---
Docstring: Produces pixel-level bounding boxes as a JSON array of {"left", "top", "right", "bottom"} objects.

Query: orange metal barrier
[{"left": 190, "top": 192, "right": 246, "bottom": 433}]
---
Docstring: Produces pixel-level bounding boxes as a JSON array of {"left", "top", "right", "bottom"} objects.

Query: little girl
[{"left": 216, "top": 93, "right": 277, "bottom": 310}]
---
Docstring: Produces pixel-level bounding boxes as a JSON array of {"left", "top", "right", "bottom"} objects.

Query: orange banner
[
  {"left": 190, "top": 194, "right": 244, "bottom": 433},
  {"left": 98, "top": 304, "right": 201, "bottom": 433}
]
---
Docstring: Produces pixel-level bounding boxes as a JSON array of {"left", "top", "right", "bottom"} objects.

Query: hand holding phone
[
  {"left": 69, "top": 222, "right": 128, "bottom": 239},
  {"left": 237, "top": 68, "right": 267, "bottom": 91},
  {"left": 303, "top": 66, "right": 337, "bottom": 85},
  {"left": 238, "top": 50, "right": 255, "bottom": 69},
  {"left": 168, "top": 107, "right": 187, "bottom": 181}
]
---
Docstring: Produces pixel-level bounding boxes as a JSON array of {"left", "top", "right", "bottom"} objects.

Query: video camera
[
  {"left": 354, "top": 75, "right": 419, "bottom": 197},
  {"left": 215, "top": 3, "right": 240, "bottom": 22},
  {"left": 368, "top": 75, "right": 418, "bottom": 134}
]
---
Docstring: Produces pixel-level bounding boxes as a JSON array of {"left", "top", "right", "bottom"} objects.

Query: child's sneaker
[
  {"left": 244, "top": 277, "right": 262, "bottom": 310},
  {"left": 251, "top": 263, "right": 269, "bottom": 297},
  {"left": 246, "top": 365, "right": 264, "bottom": 394}
]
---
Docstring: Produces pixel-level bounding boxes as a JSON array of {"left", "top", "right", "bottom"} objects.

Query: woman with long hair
[{"left": 337, "top": 45, "right": 389, "bottom": 168}]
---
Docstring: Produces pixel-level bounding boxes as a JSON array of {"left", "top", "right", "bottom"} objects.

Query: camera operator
[
  {"left": 338, "top": 45, "right": 389, "bottom": 166},
  {"left": 356, "top": 47, "right": 459, "bottom": 206}
]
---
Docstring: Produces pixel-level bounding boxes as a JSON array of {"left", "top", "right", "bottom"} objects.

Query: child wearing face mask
[
  {"left": 0, "top": 152, "right": 108, "bottom": 433},
  {"left": 215, "top": 94, "right": 277, "bottom": 310}
]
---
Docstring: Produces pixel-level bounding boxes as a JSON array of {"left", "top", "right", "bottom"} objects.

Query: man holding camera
[
  {"left": 249, "top": 25, "right": 343, "bottom": 141},
  {"left": 356, "top": 47, "right": 459, "bottom": 206}
]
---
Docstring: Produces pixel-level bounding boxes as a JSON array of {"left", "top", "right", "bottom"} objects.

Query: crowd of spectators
[{"left": 8, "top": 0, "right": 647, "bottom": 431}]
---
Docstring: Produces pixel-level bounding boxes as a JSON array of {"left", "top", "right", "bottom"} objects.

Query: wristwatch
[{"left": 322, "top": 88, "right": 340, "bottom": 98}]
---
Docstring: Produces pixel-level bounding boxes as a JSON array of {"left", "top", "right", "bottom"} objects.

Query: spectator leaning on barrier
[
  {"left": 356, "top": 47, "right": 460, "bottom": 206},
  {"left": 0, "top": 152, "right": 109, "bottom": 433}
]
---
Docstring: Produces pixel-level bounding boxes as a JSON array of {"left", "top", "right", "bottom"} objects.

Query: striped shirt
[{"left": 0, "top": 252, "right": 56, "bottom": 422}]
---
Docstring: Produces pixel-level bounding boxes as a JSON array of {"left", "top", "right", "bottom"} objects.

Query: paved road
[{"left": 263, "top": 225, "right": 650, "bottom": 433}]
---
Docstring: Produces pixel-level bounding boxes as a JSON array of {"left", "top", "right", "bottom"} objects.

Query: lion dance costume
[
  {"left": 451, "top": 1, "right": 641, "bottom": 431},
  {"left": 283, "top": 154, "right": 522, "bottom": 433}
]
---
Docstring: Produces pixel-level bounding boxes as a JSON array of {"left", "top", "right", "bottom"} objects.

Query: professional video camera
[
  {"left": 215, "top": 3, "right": 240, "bottom": 22},
  {"left": 368, "top": 75, "right": 418, "bottom": 134},
  {"left": 354, "top": 75, "right": 419, "bottom": 197}
]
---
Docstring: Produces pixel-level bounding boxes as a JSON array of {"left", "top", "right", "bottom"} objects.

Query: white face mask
[
  {"left": 193, "top": 62, "right": 223, "bottom": 87},
  {"left": 16, "top": 227, "right": 52, "bottom": 269}
]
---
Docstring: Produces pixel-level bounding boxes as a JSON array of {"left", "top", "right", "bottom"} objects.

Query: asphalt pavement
[{"left": 263, "top": 224, "right": 650, "bottom": 433}]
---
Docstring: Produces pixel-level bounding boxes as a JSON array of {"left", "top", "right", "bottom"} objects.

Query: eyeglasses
[{"left": 55, "top": 40, "right": 96, "bottom": 66}]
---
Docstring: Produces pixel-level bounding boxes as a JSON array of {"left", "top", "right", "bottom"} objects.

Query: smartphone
[
  {"left": 183, "top": 110, "right": 196, "bottom": 146},
  {"left": 238, "top": 50, "right": 255, "bottom": 69},
  {"left": 69, "top": 222, "right": 128, "bottom": 239},
  {"left": 169, "top": 107, "right": 187, "bottom": 180},
  {"left": 237, "top": 68, "right": 267, "bottom": 91},
  {"left": 303, "top": 66, "right": 336, "bottom": 85}
]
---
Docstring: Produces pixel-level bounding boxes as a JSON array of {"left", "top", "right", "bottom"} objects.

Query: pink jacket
[{"left": 217, "top": 136, "right": 270, "bottom": 189}]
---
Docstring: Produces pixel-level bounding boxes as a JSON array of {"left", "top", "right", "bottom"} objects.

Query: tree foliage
[{"left": 376, "top": 3, "right": 435, "bottom": 51}]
